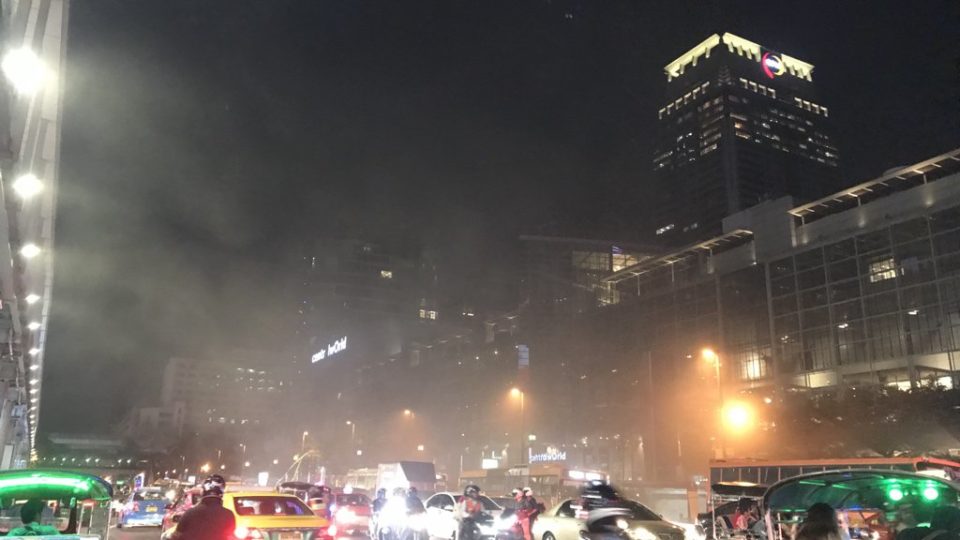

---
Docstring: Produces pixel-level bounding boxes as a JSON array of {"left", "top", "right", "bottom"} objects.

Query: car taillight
[{"left": 235, "top": 526, "right": 264, "bottom": 539}]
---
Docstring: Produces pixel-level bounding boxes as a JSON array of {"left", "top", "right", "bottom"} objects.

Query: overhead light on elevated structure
[
  {"left": 12, "top": 174, "right": 43, "bottom": 199},
  {"left": 2, "top": 47, "right": 47, "bottom": 94},
  {"left": 20, "top": 243, "right": 40, "bottom": 259}
]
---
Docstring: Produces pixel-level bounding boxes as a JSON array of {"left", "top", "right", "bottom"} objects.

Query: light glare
[
  {"left": 27, "top": 321, "right": 41, "bottom": 331},
  {"left": 19, "top": 243, "right": 40, "bottom": 259},
  {"left": 12, "top": 174, "right": 43, "bottom": 199},
  {"left": 25, "top": 294, "right": 40, "bottom": 304},
  {"left": 2, "top": 47, "right": 47, "bottom": 94}
]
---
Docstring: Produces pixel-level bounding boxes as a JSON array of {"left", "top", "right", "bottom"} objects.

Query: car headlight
[
  {"left": 630, "top": 527, "right": 658, "bottom": 540},
  {"left": 497, "top": 514, "right": 518, "bottom": 530}
]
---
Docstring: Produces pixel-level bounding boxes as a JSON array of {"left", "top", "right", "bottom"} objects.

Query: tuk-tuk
[
  {"left": 277, "top": 481, "right": 331, "bottom": 517},
  {"left": 701, "top": 482, "right": 767, "bottom": 540},
  {"left": 763, "top": 469, "right": 960, "bottom": 540},
  {"left": 0, "top": 469, "right": 113, "bottom": 539}
]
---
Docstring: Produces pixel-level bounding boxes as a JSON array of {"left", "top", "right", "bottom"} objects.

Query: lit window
[
  {"left": 655, "top": 224, "right": 675, "bottom": 236},
  {"left": 742, "top": 357, "right": 765, "bottom": 380},
  {"left": 380, "top": 269, "right": 393, "bottom": 279},
  {"left": 869, "top": 257, "right": 898, "bottom": 282},
  {"left": 428, "top": 310, "right": 438, "bottom": 320},
  {"left": 418, "top": 309, "right": 426, "bottom": 319},
  {"left": 612, "top": 252, "right": 640, "bottom": 272}
]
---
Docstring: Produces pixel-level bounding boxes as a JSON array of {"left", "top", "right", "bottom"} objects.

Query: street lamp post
[
  {"left": 510, "top": 388, "right": 525, "bottom": 465},
  {"left": 701, "top": 348, "right": 725, "bottom": 458},
  {"left": 301, "top": 431, "right": 309, "bottom": 453}
]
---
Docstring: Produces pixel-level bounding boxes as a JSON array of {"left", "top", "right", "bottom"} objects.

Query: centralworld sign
[{"left": 311, "top": 336, "right": 348, "bottom": 363}]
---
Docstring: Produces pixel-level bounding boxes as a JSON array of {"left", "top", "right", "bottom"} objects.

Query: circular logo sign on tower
[{"left": 761, "top": 51, "right": 786, "bottom": 79}]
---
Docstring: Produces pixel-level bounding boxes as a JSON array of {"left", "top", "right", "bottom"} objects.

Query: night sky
[{"left": 43, "top": 0, "right": 958, "bottom": 433}]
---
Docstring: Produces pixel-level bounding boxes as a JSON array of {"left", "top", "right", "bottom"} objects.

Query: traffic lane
[{"left": 111, "top": 526, "right": 162, "bottom": 540}]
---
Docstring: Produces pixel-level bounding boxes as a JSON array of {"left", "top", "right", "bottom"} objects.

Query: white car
[
  {"left": 533, "top": 500, "right": 686, "bottom": 540},
  {"left": 424, "top": 491, "right": 505, "bottom": 540}
]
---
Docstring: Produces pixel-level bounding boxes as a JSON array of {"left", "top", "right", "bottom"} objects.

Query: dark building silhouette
[{"left": 652, "top": 32, "right": 841, "bottom": 246}]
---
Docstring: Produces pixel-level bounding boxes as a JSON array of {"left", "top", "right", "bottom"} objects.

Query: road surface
[{"left": 112, "top": 526, "right": 161, "bottom": 540}]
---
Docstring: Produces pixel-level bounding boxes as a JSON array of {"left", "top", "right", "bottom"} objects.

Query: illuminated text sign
[
  {"left": 528, "top": 450, "right": 566, "bottom": 463},
  {"left": 312, "top": 336, "right": 348, "bottom": 363}
]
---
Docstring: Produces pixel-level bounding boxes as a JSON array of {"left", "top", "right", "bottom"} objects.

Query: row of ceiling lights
[{"left": 3, "top": 45, "right": 51, "bottom": 453}]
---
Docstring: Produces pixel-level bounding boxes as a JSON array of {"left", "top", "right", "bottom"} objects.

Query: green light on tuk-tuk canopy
[
  {"left": 888, "top": 487, "right": 905, "bottom": 502},
  {"left": 923, "top": 487, "right": 939, "bottom": 501},
  {"left": 0, "top": 476, "right": 90, "bottom": 492}
]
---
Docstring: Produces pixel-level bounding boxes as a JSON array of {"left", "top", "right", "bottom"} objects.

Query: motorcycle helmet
[
  {"left": 511, "top": 488, "right": 521, "bottom": 498},
  {"left": 408, "top": 486, "right": 418, "bottom": 497},
  {"left": 201, "top": 474, "right": 226, "bottom": 498},
  {"left": 464, "top": 484, "right": 480, "bottom": 498},
  {"left": 377, "top": 488, "right": 387, "bottom": 498},
  {"left": 522, "top": 487, "right": 533, "bottom": 496}
]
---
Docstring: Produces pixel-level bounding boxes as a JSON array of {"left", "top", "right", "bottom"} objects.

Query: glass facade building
[{"left": 609, "top": 148, "right": 960, "bottom": 392}]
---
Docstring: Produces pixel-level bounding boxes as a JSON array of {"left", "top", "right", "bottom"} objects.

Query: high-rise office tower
[{"left": 651, "top": 33, "right": 841, "bottom": 246}]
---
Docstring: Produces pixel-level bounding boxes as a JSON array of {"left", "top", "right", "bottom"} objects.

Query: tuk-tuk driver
[{"left": 7, "top": 498, "right": 59, "bottom": 536}]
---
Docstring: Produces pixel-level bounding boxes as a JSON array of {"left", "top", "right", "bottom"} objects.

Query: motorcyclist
[
  {"left": 406, "top": 486, "right": 425, "bottom": 513},
  {"left": 517, "top": 487, "right": 542, "bottom": 540},
  {"left": 373, "top": 488, "right": 389, "bottom": 513},
  {"left": 171, "top": 474, "right": 235, "bottom": 540},
  {"left": 457, "top": 484, "right": 485, "bottom": 540}
]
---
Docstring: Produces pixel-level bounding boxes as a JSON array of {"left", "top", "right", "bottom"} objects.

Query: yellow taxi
[{"left": 225, "top": 491, "right": 331, "bottom": 540}]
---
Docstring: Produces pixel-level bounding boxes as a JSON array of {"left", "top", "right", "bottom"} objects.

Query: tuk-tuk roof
[
  {"left": 764, "top": 469, "right": 960, "bottom": 513},
  {"left": 712, "top": 482, "right": 767, "bottom": 498},
  {"left": 0, "top": 470, "right": 112, "bottom": 501}
]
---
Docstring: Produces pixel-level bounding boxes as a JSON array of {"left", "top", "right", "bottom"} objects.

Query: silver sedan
[{"left": 533, "top": 500, "right": 686, "bottom": 540}]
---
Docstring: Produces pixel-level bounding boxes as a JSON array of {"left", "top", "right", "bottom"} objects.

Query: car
[
  {"left": 331, "top": 491, "right": 373, "bottom": 536},
  {"left": 532, "top": 500, "right": 685, "bottom": 540},
  {"left": 160, "top": 486, "right": 201, "bottom": 540},
  {"left": 227, "top": 491, "right": 331, "bottom": 540},
  {"left": 118, "top": 486, "right": 168, "bottom": 528},
  {"left": 424, "top": 491, "right": 504, "bottom": 540}
]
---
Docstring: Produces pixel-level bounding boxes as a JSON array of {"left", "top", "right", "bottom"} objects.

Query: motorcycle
[
  {"left": 376, "top": 496, "right": 427, "bottom": 540},
  {"left": 495, "top": 509, "right": 524, "bottom": 540}
]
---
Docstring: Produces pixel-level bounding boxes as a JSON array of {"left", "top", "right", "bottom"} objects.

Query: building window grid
[{"left": 776, "top": 219, "right": 960, "bottom": 378}]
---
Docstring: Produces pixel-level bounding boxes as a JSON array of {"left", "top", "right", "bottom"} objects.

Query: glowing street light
[
  {"left": 2, "top": 47, "right": 47, "bottom": 95},
  {"left": 416, "top": 444, "right": 425, "bottom": 452},
  {"left": 25, "top": 294, "right": 40, "bottom": 305},
  {"left": 244, "top": 461, "right": 250, "bottom": 468},
  {"left": 200, "top": 463, "right": 211, "bottom": 473},
  {"left": 12, "top": 174, "right": 43, "bottom": 199},
  {"left": 403, "top": 409, "right": 413, "bottom": 417},
  {"left": 20, "top": 243, "right": 41, "bottom": 259},
  {"left": 509, "top": 387, "right": 526, "bottom": 464},
  {"left": 272, "top": 459, "right": 279, "bottom": 465},
  {"left": 722, "top": 401, "right": 754, "bottom": 433}
]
